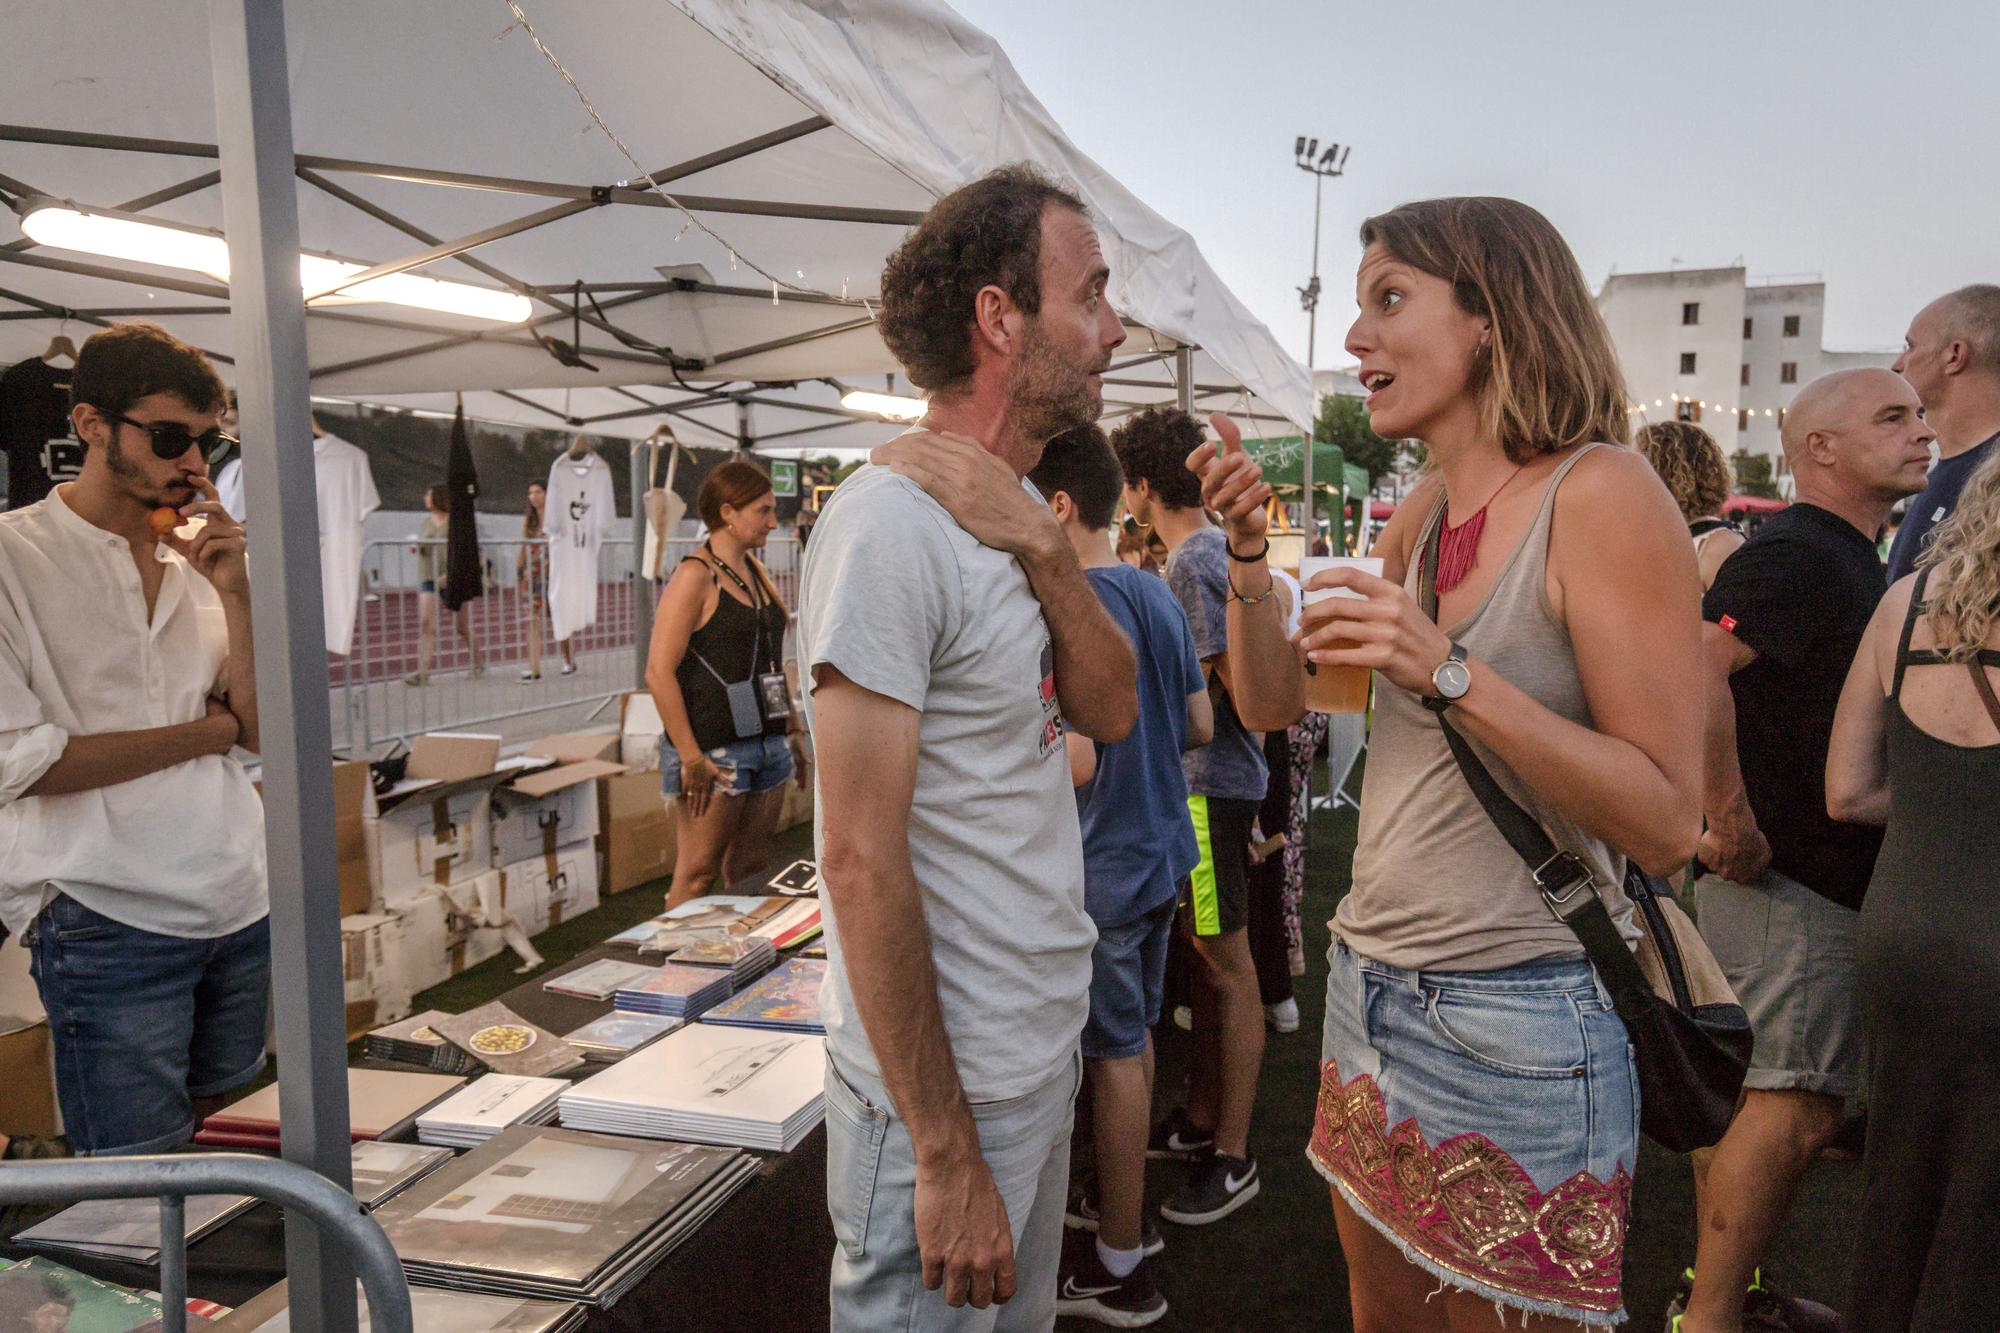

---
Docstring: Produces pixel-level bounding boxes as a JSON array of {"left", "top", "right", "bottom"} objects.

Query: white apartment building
[{"left": 1596, "top": 267, "right": 1895, "bottom": 496}]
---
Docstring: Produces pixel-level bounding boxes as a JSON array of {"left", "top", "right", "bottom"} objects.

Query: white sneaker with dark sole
[
  {"left": 1055, "top": 1240, "right": 1168, "bottom": 1328},
  {"left": 1159, "top": 1152, "right": 1259, "bottom": 1226}
]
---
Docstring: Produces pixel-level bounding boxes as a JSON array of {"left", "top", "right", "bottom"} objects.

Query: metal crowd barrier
[
  {"left": 0, "top": 1152, "right": 410, "bottom": 1333},
  {"left": 328, "top": 535, "right": 800, "bottom": 754}
]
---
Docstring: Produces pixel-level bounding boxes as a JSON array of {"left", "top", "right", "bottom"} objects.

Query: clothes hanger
[
  {"left": 40, "top": 317, "right": 77, "bottom": 365},
  {"left": 567, "top": 433, "right": 594, "bottom": 461}
]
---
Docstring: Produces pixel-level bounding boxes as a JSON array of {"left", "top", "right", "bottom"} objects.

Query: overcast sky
[{"left": 952, "top": 0, "right": 1998, "bottom": 369}]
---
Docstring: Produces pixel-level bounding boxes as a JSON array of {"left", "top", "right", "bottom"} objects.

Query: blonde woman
[
  {"left": 1294, "top": 198, "right": 1703, "bottom": 1329},
  {"left": 1827, "top": 447, "right": 2000, "bottom": 1329},
  {"left": 1635, "top": 419, "right": 1744, "bottom": 589}
]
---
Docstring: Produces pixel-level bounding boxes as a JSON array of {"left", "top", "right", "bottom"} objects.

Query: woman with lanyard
[{"left": 645, "top": 460, "right": 808, "bottom": 908}]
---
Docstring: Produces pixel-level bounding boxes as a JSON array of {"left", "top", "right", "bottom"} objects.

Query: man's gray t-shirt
[
  {"left": 798, "top": 463, "right": 1095, "bottom": 1104},
  {"left": 1166, "top": 526, "right": 1269, "bottom": 801}
]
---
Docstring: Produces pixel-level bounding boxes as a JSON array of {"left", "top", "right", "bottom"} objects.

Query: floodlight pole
[
  {"left": 1294, "top": 137, "right": 1351, "bottom": 540},
  {"left": 206, "top": 1, "right": 356, "bottom": 1330}
]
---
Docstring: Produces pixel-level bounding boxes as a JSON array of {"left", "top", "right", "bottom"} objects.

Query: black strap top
[{"left": 676, "top": 547, "right": 789, "bottom": 751}]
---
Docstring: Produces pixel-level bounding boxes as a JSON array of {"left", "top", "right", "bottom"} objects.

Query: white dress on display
[
  {"left": 544, "top": 451, "right": 615, "bottom": 643},
  {"left": 211, "top": 435, "right": 381, "bottom": 654}
]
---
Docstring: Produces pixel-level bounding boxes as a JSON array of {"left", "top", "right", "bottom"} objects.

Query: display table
[{"left": 1, "top": 935, "right": 839, "bottom": 1329}]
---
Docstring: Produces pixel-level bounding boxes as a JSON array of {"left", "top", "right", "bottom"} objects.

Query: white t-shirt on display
[
  {"left": 797, "top": 462, "right": 1094, "bottom": 1104},
  {"left": 544, "top": 453, "right": 615, "bottom": 642}
]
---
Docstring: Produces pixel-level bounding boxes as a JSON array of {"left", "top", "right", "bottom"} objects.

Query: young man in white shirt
[{"left": 0, "top": 322, "right": 266, "bottom": 1156}]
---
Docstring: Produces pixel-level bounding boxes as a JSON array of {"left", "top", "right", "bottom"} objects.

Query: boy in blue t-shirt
[{"left": 1031, "top": 425, "right": 1210, "bottom": 1326}]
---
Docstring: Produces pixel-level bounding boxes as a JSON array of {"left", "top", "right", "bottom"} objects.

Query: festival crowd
[{"left": 0, "top": 162, "right": 1995, "bottom": 1333}]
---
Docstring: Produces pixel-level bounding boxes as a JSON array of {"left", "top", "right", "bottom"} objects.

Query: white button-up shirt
[{"left": 0, "top": 487, "right": 266, "bottom": 941}]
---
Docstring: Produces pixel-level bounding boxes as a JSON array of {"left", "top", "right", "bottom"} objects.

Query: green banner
[
  {"left": 1240, "top": 434, "right": 1346, "bottom": 492},
  {"left": 769, "top": 458, "right": 799, "bottom": 498}
]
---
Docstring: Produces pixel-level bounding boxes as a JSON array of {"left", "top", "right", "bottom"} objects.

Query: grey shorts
[{"left": 1695, "top": 869, "right": 1862, "bottom": 1098}]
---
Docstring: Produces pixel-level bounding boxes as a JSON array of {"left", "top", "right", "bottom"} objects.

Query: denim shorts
[
  {"left": 661, "top": 733, "right": 794, "bottom": 799},
  {"left": 1308, "top": 939, "right": 1638, "bottom": 1325},
  {"left": 1081, "top": 901, "right": 1175, "bottom": 1060},
  {"left": 28, "top": 894, "right": 271, "bottom": 1156},
  {"left": 1695, "top": 868, "right": 1862, "bottom": 1097}
]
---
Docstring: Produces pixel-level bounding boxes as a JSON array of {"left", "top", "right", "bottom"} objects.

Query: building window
[
  {"left": 1776, "top": 453, "right": 1789, "bottom": 478},
  {"left": 1680, "top": 352, "right": 1698, "bottom": 375},
  {"left": 1682, "top": 302, "right": 1700, "bottom": 326},
  {"left": 1676, "top": 401, "right": 1702, "bottom": 422},
  {"left": 1780, "top": 362, "right": 1798, "bottom": 384},
  {"left": 1741, "top": 363, "right": 1751, "bottom": 386},
  {"left": 1738, "top": 408, "right": 1750, "bottom": 431},
  {"left": 1777, "top": 408, "right": 1786, "bottom": 431},
  {"left": 1783, "top": 314, "right": 1801, "bottom": 337},
  {"left": 1743, "top": 317, "right": 1753, "bottom": 339}
]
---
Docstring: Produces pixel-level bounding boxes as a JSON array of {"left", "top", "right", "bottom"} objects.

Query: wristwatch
[{"left": 1423, "top": 643, "right": 1471, "bottom": 714}]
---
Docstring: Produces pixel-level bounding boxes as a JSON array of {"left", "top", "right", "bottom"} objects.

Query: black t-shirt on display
[
  {"left": 0, "top": 357, "right": 81, "bottom": 510},
  {"left": 1703, "top": 502, "right": 1886, "bottom": 909}
]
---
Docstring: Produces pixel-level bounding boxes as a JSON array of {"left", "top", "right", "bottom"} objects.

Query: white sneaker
[
  {"left": 1265, "top": 998, "right": 1300, "bottom": 1034},
  {"left": 1171, "top": 1005, "right": 1192, "bottom": 1032}
]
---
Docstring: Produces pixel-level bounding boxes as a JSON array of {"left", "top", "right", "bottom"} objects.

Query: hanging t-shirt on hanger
[
  {"left": 0, "top": 357, "right": 82, "bottom": 511},
  {"left": 211, "top": 434, "right": 380, "bottom": 653},
  {"left": 544, "top": 450, "right": 616, "bottom": 642}
]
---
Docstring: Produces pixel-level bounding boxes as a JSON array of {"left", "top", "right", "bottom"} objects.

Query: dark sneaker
[
  {"left": 1062, "top": 1190, "right": 1164, "bottom": 1257},
  {"left": 1144, "top": 1107, "right": 1214, "bottom": 1160},
  {"left": 1159, "top": 1151, "right": 1259, "bottom": 1225},
  {"left": 1664, "top": 1268, "right": 1843, "bottom": 1332},
  {"left": 1056, "top": 1235, "right": 1168, "bottom": 1328}
]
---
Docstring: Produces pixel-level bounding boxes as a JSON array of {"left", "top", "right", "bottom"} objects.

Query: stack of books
[
  {"left": 665, "top": 934, "right": 777, "bottom": 990},
  {"left": 559, "top": 1023, "right": 826, "bottom": 1151},
  {"left": 213, "top": 1280, "right": 584, "bottom": 1332},
  {"left": 373, "top": 1125, "right": 758, "bottom": 1307},
  {"left": 541, "top": 957, "right": 656, "bottom": 1001},
  {"left": 349, "top": 1140, "right": 454, "bottom": 1210},
  {"left": 607, "top": 895, "right": 821, "bottom": 956},
  {"left": 193, "top": 1068, "right": 468, "bottom": 1150},
  {"left": 563, "top": 1011, "right": 683, "bottom": 1062},
  {"left": 363, "top": 1010, "right": 480, "bottom": 1074},
  {"left": 432, "top": 1002, "right": 587, "bottom": 1078},
  {"left": 698, "top": 958, "right": 828, "bottom": 1035},
  {"left": 0, "top": 1256, "right": 221, "bottom": 1330},
  {"left": 612, "top": 963, "right": 733, "bottom": 1020},
  {"left": 416, "top": 1074, "right": 568, "bottom": 1149},
  {"left": 16, "top": 1193, "right": 258, "bottom": 1264}
]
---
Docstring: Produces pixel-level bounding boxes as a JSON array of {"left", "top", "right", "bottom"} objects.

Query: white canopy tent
[
  {"left": 0, "top": 4, "right": 1309, "bottom": 1326},
  {"left": 0, "top": 0, "right": 1310, "bottom": 446}
]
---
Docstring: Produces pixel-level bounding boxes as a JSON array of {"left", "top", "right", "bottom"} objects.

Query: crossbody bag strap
[
  {"left": 1417, "top": 509, "right": 1654, "bottom": 1002},
  {"left": 1969, "top": 656, "right": 2000, "bottom": 733}
]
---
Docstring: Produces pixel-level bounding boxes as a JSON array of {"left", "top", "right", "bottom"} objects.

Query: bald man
[
  {"left": 1670, "top": 368, "right": 1933, "bottom": 1333},
  {"left": 1887, "top": 284, "right": 2000, "bottom": 581}
]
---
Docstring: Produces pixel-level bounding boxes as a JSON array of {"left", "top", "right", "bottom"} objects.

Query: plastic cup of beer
[{"left": 1297, "top": 556, "right": 1384, "bottom": 713}]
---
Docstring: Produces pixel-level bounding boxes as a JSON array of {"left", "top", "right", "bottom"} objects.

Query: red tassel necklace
[{"left": 1434, "top": 464, "right": 1524, "bottom": 595}]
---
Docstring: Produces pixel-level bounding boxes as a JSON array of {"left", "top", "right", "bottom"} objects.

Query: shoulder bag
[{"left": 1418, "top": 506, "right": 1752, "bottom": 1152}]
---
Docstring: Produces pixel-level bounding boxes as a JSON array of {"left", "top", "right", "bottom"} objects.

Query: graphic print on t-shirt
[{"left": 1037, "top": 634, "right": 1062, "bottom": 758}]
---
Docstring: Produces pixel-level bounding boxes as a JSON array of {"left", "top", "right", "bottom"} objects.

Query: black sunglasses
[{"left": 97, "top": 408, "right": 236, "bottom": 462}]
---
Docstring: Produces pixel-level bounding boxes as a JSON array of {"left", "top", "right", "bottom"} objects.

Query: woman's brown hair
[
  {"left": 697, "top": 459, "right": 774, "bottom": 531},
  {"left": 523, "top": 482, "right": 545, "bottom": 539},
  {"left": 1634, "top": 421, "right": 1731, "bottom": 522},
  {"left": 1359, "top": 198, "right": 1630, "bottom": 462}
]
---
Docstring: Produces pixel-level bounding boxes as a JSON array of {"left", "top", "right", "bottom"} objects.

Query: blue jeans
[
  {"left": 825, "top": 1052, "right": 1081, "bottom": 1331},
  {"left": 28, "top": 894, "right": 271, "bottom": 1155},
  {"left": 1081, "top": 902, "right": 1174, "bottom": 1060},
  {"left": 661, "top": 733, "right": 795, "bottom": 798}
]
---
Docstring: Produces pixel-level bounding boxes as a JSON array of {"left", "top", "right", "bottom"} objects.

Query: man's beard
[
  {"left": 103, "top": 432, "right": 196, "bottom": 508},
  {"left": 1008, "top": 319, "right": 1100, "bottom": 443}
]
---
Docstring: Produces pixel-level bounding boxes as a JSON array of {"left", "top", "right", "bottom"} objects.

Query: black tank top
[{"left": 676, "top": 547, "right": 788, "bottom": 751}]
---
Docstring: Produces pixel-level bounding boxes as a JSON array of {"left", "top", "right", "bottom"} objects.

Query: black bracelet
[{"left": 1226, "top": 538, "right": 1270, "bottom": 564}]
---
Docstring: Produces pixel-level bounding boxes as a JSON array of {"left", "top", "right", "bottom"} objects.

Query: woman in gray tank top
[{"left": 1292, "top": 199, "right": 1706, "bottom": 1330}]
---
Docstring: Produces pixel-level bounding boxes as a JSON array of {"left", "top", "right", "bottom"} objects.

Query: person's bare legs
[
  {"left": 1089, "top": 1039, "right": 1154, "bottom": 1252},
  {"left": 1333, "top": 1187, "right": 1593, "bottom": 1333},
  {"left": 1682, "top": 1089, "right": 1842, "bottom": 1332},
  {"left": 665, "top": 792, "right": 745, "bottom": 910},
  {"left": 524, "top": 597, "right": 543, "bottom": 676},
  {"left": 559, "top": 636, "right": 577, "bottom": 671},
  {"left": 1187, "top": 926, "right": 1263, "bottom": 1159},
  {"left": 411, "top": 590, "right": 439, "bottom": 681},
  {"left": 720, "top": 786, "right": 787, "bottom": 885},
  {"left": 452, "top": 603, "right": 483, "bottom": 674}
]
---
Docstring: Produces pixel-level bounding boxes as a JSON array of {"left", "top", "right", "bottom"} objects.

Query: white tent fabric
[{"left": 0, "top": 0, "right": 1309, "bottom": 433}]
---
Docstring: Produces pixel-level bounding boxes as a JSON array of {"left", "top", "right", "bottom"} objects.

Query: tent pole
[
  {"left": 206, "top": 3, "right": 356, "bottom": 1331},
  {"left": 1175, "top": 346, "right": 1194, "bottom": 415},
  {"left": 633, "top": 440, "right": 652, "bottom": 689}
]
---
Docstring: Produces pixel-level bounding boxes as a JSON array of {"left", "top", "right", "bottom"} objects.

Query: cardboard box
[
  {"left": 489, "top": 759, "right": 622, "bottom": 867},
  {"left": 492, "top": 842, "right": 601, "bottom": 937},
  {"left": 388, "top": 878, "right": 507, "bottom": 989},
  {"left": 408, "top": 731, "right": 502, "bottom": 783},
  {"left": 0, "top": 1022, "right": 61, "bottom": 1140},
  {"left": 525, "top": 732, "right": 623, "bottom": 765},
  {"left": 598, "top": 769, "right": 674, "bottom": 895},
  {"left": 621, "top": 692, "right": 663, "bottom": 771},
  {"left": 341, "top": 911, "right": 410, "bottom": 1039},
  {"left": 372, "top": 777, "right": 499, "bottom": 900},
  {"left": 331, "top": 759, "right": 376, "bottom": 916}
]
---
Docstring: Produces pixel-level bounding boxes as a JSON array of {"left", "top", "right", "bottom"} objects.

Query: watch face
[{"left": 1437, "top": 660, "right": 1472, "bottom": 699}]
